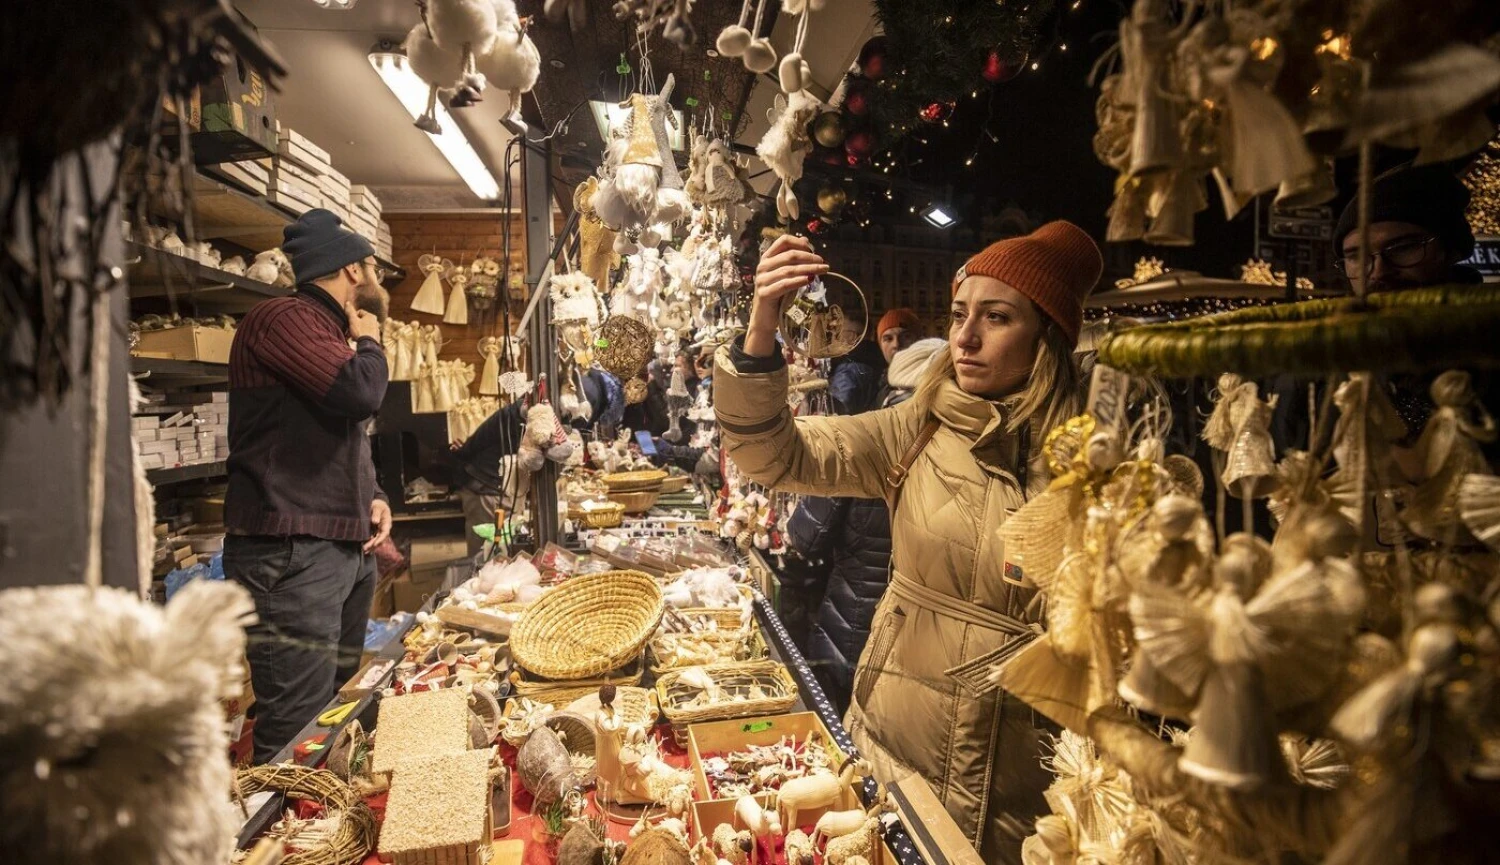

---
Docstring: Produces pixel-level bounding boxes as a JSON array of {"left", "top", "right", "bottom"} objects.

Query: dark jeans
[{"left": 224, "top": 534, "right": 375, "bottom": 764}]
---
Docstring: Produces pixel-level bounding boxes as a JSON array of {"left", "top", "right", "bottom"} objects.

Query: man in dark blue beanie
[
  {"left": 224, "top": 208, "right": 392, "bottom": 763},
  {"left": 1333, "top": 162, "right": 1482, "bottom": 294}
]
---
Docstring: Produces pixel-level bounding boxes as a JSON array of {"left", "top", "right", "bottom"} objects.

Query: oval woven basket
[
  {"left": 568, "top": 501, "right": 626, "bottom": 529},
  {"left": 659, "top": 475, "right": 691, "bottom": 494},
  {"left": 603, "top": 469, "right": 668, "bottom": 492},
  {"left": 510, "top": 571, "right": 665, "bottom": 680},
  {"left": 609, "top": 488, "right": 662, "bottom": 514}
]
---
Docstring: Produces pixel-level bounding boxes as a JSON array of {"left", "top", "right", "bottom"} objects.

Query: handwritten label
[
  {"left": 1086, "top": 363, "right": 1131, "bottom": 436},
  {"left": 741, "top": 720, "right": 774, "bottom": 734}
]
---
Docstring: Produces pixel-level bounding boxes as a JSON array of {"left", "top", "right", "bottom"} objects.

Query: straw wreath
[
  {"left": 234, "top": 765, "right": 377, "bottom": 865},
  {"left": 1095, "top": 285, "right": 1500, "bottom": 379}
]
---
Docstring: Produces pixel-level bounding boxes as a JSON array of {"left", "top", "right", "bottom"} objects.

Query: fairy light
[
  {"left": 1059, "top": 43, "right": 1068, "bottom": 52},
  {"left": 1030, "top": 61, "right": 1040, "bottom": 71},
  {"left": 1251, "top": 37, "right": 1279, "bottom": 61}
]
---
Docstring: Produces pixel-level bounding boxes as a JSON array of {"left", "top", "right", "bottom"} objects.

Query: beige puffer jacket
[{"left": 715, "top": 346, "right": 1055, "bottom": 863}]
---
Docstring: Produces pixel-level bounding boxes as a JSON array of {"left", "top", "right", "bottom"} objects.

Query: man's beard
[{"left": 354, "top": 281, "right": 390, "bottom": 322}]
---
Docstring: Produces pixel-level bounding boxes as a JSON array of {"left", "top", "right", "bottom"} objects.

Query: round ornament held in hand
[
  {"left": 778, "top": 271, "right": 868, "bottom": 360},
  {"left": 811, "top": 111, "right": 847, "bottom": 148}
]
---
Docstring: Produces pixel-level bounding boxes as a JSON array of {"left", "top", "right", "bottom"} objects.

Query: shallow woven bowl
[
  {"left": 609, "top": 488, "right": 662, "bottom": 514},
  {"left": 510, "top": 571, "right": 665, "bottom": 680},
  {"left": 659, "top": 475, "right": 691, "bottom": 494},
  {"left": 603, "top": 470, "right": 668, "bottom": 493},
  {"left": 569, "top": 501, "right": 626, "bottom": 529}
]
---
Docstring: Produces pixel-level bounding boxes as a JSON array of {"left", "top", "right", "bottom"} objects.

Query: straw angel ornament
[
  {"left": 478, "top": 336, "right": 503, "bottom": 397},
  {"left": 444, "top": 260, "right": 471, "bottom": 325},
  {"left": 1203, "top": 373, "right": 1279, "bottom": 499},
  {"left": 411, "top": 253, "right": 451, "bottom": 315},
  {"left": 1401, "top": 370, "right": 1497, "bottom": 546},
  {"left": 1130, "top": 533, "right": 1356, "bottom": 790}
]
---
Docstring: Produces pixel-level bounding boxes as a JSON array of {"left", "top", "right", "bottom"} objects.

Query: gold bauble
[
  {"left": 816, "top": 185, "right": 848, "bottom": 216},
  {"left": 811, "top": 112, "right": 847, "bottom": 149}
]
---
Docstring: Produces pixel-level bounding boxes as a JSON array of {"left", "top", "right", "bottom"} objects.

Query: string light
[
  {"left": 1059, "top": 43, "right": 1068, "bottom": 51},
  {"left": 1030, "top": 61, "right": 1040, "bottom": 71}
]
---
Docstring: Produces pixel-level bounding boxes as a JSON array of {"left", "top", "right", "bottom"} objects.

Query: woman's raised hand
[{"left": 745, "top": 233, "right": 829, "bottom": 358}]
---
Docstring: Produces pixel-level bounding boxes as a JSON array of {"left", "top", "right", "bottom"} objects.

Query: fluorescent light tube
[{"left": 369, "top": 50, "right": 501, "bottom": 200}]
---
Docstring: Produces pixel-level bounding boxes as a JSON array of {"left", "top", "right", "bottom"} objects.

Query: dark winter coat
[{"left": 786, "top": 494, "right": 893, "bottom": 714}]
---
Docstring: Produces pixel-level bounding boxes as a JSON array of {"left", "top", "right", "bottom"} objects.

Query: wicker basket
[
  {"left": 602, "top": 470, "right": 668, "bottom": 493},
  {"left": 649, "top": 626, "right": 767, "bottom": 675},
  {"left": 659, "top": 475, "right": 691, "bottom": 494},
  {"left": 512, "top": 654, "right": 646, "bottom": 699},
  {"left": 510, "top": 570, "right": 663, "bottom": 679},
  {"left": 563, "top": 685, "right": 659, "bottom": 727},
  {"left": 568, "top": 501, "right": 626, "bottom": 529},
  {"left": 609, "top": 488, "right": 662, "bottom": 514},
  {"left": 235, "top": 765, "right": 377, "bottom": 865},
  {"left": 656, "top": 661, "right": 799, "bottom": 737}
]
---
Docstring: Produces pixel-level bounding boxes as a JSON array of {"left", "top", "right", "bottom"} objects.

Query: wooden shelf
[
  {"left": 130, "top": 356, "right": 230, "bottom": 383},
  {"left": 147, "top": 461, "right": 227, "bottom": 486},
  {"left": 186, "top": 173, "right": 404, "bottom": 279},
  {"left": 127, "top": 241, "right": 288, "bottom": 311}
]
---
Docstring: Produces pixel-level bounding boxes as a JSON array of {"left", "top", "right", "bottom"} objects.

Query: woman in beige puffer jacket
[{"left": 714, "top": 223, "right": 1103, "bottom": 862}]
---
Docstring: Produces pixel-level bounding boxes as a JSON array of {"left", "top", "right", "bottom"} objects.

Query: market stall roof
[{"left": 235, "top": 0, "right": 520, "bottom": 210}]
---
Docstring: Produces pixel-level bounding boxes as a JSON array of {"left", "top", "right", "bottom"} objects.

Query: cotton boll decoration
[{"left": 477, "top": 0, "right": 540, "bottom": 117}]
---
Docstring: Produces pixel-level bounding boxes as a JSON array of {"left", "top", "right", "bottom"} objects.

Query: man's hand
[
  {"left": 365, "top": 498, "right": 392, "bottom": 552},
  {"left": 346, "top": 302, "right": 381, "bottom": 342}
]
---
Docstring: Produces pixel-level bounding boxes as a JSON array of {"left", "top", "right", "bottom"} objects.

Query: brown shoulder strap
[{"left": 884, "top": 417, "right": 941, "bottom": 512}]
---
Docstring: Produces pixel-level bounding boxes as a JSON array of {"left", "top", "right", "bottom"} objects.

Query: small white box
[
  {"left": 132, "top": 416, "right": 161, "bottom": 430},
  {"left": 134, "top": 429, "right": 160, "bottom": 443},
  {"left": 140, "top": 454, "right": 165, "bottom": 470},
  {"left": 162, "top": 411, "right": 187, "bottom": 427},
  {"left": 211, "top": 392, "right": 229, "bottom": 403},
  {"left": 139, "top": 441, "right": 175, "bottom": 455}
]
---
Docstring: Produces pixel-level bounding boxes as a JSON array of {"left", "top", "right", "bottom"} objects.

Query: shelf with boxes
[{"left": 132, "top": 389, "right": 231, "bottom": 478}]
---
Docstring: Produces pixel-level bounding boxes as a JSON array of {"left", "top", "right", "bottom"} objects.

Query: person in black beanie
[
  {"left": 223, "top": 208, "right": 391, "bottom": 763},
  {"left": 1333, "top": 162, "right": 1482, "bottom": 294}
]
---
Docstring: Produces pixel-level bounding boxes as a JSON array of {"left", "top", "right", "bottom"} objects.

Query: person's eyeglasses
[
  {"left": 369, "top": 262, "right": 388, "bottom": 283},
  {"left": 1335, "top": 235, "right": 1438, "bottom": 276}
]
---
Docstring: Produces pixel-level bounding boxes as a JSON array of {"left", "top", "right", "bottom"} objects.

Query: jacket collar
[
  {"left": 928, "top": 377, "right": 1022, "bottom": 475},
  {"left": 295, "top": 283, "right": 349, "bottom": 330}
]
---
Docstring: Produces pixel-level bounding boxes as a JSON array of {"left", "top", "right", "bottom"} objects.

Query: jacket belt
[{"left": 887, "top": 570, "right": 1032, "bottom": 636}]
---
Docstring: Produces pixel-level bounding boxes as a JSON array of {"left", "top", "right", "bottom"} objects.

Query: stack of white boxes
[
  {"left": 208, "top": 158, "right": 271, "bottom": 196},
  {"left": 268, "top": 127, "right": 334, "bottom": 215},
  {"left": 348, "top": 184, "right": 388, "bottom": 257},
  {"left": 133, "top": 392, "right": 230, "bottom": 470}
]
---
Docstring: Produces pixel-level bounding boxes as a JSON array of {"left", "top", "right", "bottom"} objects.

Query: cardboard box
[
  {"left": 391, "top": 570, "right": 443, "bottom": 613},
  {"left": 370, "top": 570, "right": 396, "bottom": 619},
  {"left": 686, "top": 712, "right": 846, "bottom": 802},
  {"left": 410, "top": 537, "right": 468, "bottom": 579},
  {"left": 132, "top": 326, "right": 236, "bottom": 364},
  {"left": 277, "top": 127, "right": 331, "bottom": 166},
  {"left": 193, "top": 52, "right": 277, "bottom": 163}
]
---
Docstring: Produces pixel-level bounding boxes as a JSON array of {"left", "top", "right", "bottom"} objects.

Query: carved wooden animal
[
  {"left": 775, "top": 757, "right": 871, "bottom": 837},
  {"left": 783, "top": 829, "right": 815, "bottom": 865},
  {"left": 733, "top": 793, "right": 782, "bottom": 839},
  {"left": 812, "top": 786, "right": 892, "bottom": 847}
]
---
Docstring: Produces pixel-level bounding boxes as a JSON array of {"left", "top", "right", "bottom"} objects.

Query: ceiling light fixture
[
  {"left": 368, "top": 48, "right": 501, "bottom": 200},
  {"left": 309, "top": 0, "right": 357, "bottom": 7},
  {"left": 921, "top": 204, "right": 959, "bottom": 229},
  {"left": 589, "top": 100, "right": 685, "bottom": 150}
]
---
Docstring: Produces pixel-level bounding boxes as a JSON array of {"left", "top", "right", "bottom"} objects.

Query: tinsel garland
[
  {"left": 863, "top": 0, "right": 1055, "bottom": 149},
  {"left": 1095, "top": 284, "right": 1500, "bottom": 378}
]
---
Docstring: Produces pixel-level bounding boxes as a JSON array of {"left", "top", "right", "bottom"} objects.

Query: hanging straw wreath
[
  {"left": 595, "top": 315, "right": 655, "bottom": 380},
  {"left": 1095, "top": 285, "right": 1500, "bottom": 379},
  {"left": 234, "top": 765, "right": 377, "bottom": 865}
]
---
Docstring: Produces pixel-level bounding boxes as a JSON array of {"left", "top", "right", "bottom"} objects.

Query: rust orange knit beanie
[
  {"left": 876, "top": 308, "right": 920, "bottom": 338},
  {"left": 952, "top": 220, "right": 1103, "bottom": 345}
]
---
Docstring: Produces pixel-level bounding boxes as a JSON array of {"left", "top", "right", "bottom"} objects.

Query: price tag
[
  {"left": 741, "top": 720, "right": 774, "bottom": 734},
  {"left": 1086, "top": 363, "right": 1131, "bottom": 437}
]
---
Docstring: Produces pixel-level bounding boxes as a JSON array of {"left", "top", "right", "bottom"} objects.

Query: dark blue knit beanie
[{"left": 282, "top": 208, "right": 376, "bottom": 284}]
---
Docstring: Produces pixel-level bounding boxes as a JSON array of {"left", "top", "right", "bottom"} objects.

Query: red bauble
[
  {"left": 821, "top": 150, "right": 845, "bottom": 166},
  {"left": 805, "top": 218, "right": 827, "bottom": 235},
  {"left": 844, "top": 130, "right": 875, "bottom": 157},
  {"left": 919, "top": 101, "right": 955, "bottom": 124},
  {"left": 845, "top": 153, "right": 867, "bottom": 168},
  {"left": 843, "top": 87, "right": 869, "bottom": 117},
  {"left": 982, "top": 50, "right": 1024, "bottom": 83},
  {"left": 858, "top": 36, "right": 888, "bottom": 81}
]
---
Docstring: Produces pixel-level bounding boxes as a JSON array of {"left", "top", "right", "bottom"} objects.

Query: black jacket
[
  {"left": 786, "top": 494, "right": 893, "bottom": 713},
  {"left": 828, "top": 340, "right": 886, "bottom": 416},
  {"left": 453, "top": 370, "right": 607, "bottom": 495}
]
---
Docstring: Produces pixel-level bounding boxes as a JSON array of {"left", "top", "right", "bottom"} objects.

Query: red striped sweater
[{"left": 225, "top": 286, "right": 388, "bottom": 541}]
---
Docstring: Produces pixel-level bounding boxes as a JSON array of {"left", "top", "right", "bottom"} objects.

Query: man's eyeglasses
[
  {"left": 1335, "top": 235, "right": 1438, "bottom": 276},
  {"left": 368, "top": 261, "right": 388, "bottom": 283}
]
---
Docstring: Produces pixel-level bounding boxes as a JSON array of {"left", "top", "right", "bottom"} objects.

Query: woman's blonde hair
[{"left": 915, "top": 316, "right": 1083, "bottom": 437}]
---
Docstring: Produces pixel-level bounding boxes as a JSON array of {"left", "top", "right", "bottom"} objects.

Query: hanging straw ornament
[
  {"left": 478, "top": 336, "right": 502, "bottom": 397},
  {"left": 1130, "top": 536, "right": 1351, "bottom": 791},
  {"left": 777, "top": 272, "right": 866, "bottom": 359},
  {"left": 1320, "top": 373, "right": 1409, "bottom": 534},
  {"left": 385, "top": 321, "right": 407, "bottom": 381},
  {"left": 411, "top": 254, "right": 451, "bottom": 315},
  {"left": 1400, "top": 371, "right": 1498, "bottom": 546},
  {"left": 575, "top": 179, "right": 620, "bottom": 290},
  {"left": 444, "top": 262, "right": 471, "bottom": 325},
  {"left": 1459, "top": 474, "right": 1500, "bottom": 552},
  {"left": 1115, "top": 494, "right": 1214, "bottom": 719},
  {"left": 662, "top": 367, "right": 692, "bottom": 444},
  {"left": 1202, "top": 373, "right": 1279, "bottom": 499},
  {"left": 423, "top": 325, "right": 442, "bottom": 370},
  {"left": 1117, "top": 0, "right": 1182, "bottom": 179},
  {"left": 1343, "top": 42, "right": 1500, "bottom": 166}
]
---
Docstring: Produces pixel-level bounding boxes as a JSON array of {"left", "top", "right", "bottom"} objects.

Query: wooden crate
[
  {"left": 690, "top": 785, "right": 867, "bottom": 844},
  {"left": 685, "top": 712, "right": 846, "bottom": 802},
  {"left": 132, "top": 326, "right": 236, "bottom": 363}
]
